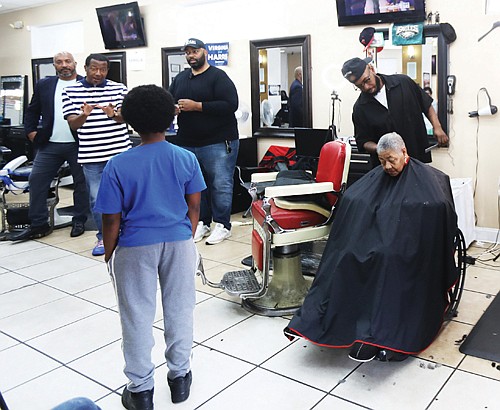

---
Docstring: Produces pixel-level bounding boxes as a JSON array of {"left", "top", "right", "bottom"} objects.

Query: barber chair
[
  {"left": 0, "top": 154, "right": 73, "bottom": 236},
  {"left": 197, "top": 140, "right": 351, "bottom": 316},
  {"left": 446, "top": 228, "right": 467, "bottom": 320}
]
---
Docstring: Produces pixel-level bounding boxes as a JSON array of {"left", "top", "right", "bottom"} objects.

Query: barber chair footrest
[{"left": 221, "top": 269, "right": 261, "bottom": 297}]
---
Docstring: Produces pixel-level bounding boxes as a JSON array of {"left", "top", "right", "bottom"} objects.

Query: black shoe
[
  {"left": 8, "top": 223, "right": 51, "bottom": 241},
  {"left": 121, "top": 386, "right": 154, "bottom": 410},
  {"left": 348, "top": 342, "right": 379, "bottom": 362},
  {"left": 70, "top": 221, "right": 85, "bottom": 237},
  {"left": 168, "top": 371, "right": 192, "bottom": 404}
]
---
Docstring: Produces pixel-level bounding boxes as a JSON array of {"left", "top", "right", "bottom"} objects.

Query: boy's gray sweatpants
[{"left": 108, "top": 239, "right": 197, "bottom": 393}]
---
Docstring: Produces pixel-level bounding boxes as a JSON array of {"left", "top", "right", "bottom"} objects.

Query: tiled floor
[{"left": 1, "top": 190, "right": 500, "bottom": 409}]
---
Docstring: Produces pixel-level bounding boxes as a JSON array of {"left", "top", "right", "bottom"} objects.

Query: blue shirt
[{"left": 94, "top": 140, "right": 206, "bottom": 247}]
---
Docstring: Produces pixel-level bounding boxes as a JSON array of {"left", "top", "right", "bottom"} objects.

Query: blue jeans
[
  {"left": 82, "top": 162, "right": 107, "bottom": 240},
  {"left": 182, "top": 140, "right": 239, "bottom": 230},
  {"left": 28, "top": 142, "right": 89, "bottom": 227},
  {"left": 51, "top": 397, "right": 101, "bottom": 410}
]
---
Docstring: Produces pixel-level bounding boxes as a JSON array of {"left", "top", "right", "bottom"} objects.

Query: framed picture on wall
[{"left": 170, "top": 64, "right": 180, "bottom": 73}]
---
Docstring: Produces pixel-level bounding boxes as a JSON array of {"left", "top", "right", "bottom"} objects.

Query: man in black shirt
[
  {"left": 341, "top": 57, "right": 448, "bottom": 167},
  {"left": 169, "top": 38, "right": 239, "bottom": 245}
]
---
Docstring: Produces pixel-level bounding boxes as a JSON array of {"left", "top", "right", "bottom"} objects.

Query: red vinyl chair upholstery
[{"left": 241, "top": 140, "right": 351, "bottom": 315}]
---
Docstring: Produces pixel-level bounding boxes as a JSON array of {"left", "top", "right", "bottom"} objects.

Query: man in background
[
  {"left": 288, "top": 66, "right": 304, "bottom": 127},
  {"left": 62, "top": 53, "right": 131, "bottom": 256},
  {"left": 169, "top": 38, "right": 239, "bottom": 245},
  {"left": 11, "top": 51, "right": 89, "bottom": 241}
]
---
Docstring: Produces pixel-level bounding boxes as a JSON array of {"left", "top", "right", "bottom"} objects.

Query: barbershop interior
[{"left": 0, "top": 0, "right": 500, "bottom": 409}]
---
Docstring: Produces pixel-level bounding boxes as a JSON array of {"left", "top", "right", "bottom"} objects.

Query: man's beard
[
  {"left": 188, "top": 53, "right": 206, "bottom": 70},
  {"left": 57, "top": 68, "right": 76, "bottom": 78}
]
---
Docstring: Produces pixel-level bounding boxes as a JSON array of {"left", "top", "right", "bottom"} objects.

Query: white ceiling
[{"left": 0, "top": 0, "right": 62, "bottom": 15}]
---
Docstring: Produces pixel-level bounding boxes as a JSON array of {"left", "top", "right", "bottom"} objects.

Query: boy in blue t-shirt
[{"left": 94, "top": 85, "right": 206, "bottom": 409}]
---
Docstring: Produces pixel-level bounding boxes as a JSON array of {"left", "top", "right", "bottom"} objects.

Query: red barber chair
[{"left": 197, "top": 140, "right": 351, "bottom": 316}]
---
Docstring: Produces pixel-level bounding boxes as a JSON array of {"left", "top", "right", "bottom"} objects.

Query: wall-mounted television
[
  {"left": 336, "top": 0, "right": 426, "bottom": 27},
  {"left": 96, "top": 2, "right": 147, "bottom": 49}
]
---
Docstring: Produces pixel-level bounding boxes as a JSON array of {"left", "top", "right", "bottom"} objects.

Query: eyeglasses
[{"left": 353, "top": 69, "right": 373, "bottom": 91}]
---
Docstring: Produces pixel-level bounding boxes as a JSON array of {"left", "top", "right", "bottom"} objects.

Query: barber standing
[
  {"left": 341, "top": 57, "right": 448, "bottom": 167},
  {"left": 169, "top": 38, "right": 239, "bottom": 245}
]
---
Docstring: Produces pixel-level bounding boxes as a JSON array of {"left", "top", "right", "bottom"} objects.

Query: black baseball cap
[
  {"left": 341, "top": 57, "right": 373, "bottom": 83},
  {"left": 181, "top": 38, "right": 206, "bottom": 51}
]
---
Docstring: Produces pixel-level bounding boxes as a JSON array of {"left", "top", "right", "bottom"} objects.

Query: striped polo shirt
[{"left": 62, "top": 78, "right": 131, "bottom": 163}]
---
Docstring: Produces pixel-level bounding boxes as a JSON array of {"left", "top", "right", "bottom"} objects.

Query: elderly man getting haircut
[{"left": 285, "top": 132, "right": 459, "bottom": 363}]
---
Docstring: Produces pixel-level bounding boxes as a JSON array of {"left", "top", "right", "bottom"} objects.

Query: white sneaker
[
  {"left": 205, "top": 223, "right": 231, "bottom": 245},
  {"left": 194, "top": 222, "right": 211, "bottom": 242}
]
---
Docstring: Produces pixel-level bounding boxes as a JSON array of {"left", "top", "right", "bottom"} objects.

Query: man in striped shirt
[{"left": 62, "top": 53, "right": 131, "bottom": 256}]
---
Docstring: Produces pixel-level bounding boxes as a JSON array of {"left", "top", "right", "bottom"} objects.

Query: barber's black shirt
[{"left": 353, "top": 73, "right": 433, "bottom": 167}]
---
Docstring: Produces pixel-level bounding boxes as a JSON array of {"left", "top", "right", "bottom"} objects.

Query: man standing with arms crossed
[
  {"left": 62, "top": 53, "right": 131, "bottom": 256},
  {"left": 11, "top": 51, "right": 89, "bottom": 241},
  {"left": 169, "top": 38, "right": 239, "bottom": 245}
]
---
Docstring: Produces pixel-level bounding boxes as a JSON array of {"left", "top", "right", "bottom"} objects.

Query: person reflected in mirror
[
  {"left": 288, "top": 66, "right": 304, "bottom": 128},
  {"left": 285, "top": 132, "right": 458, "bottom": 363},
  {"left": 423, "top": 86, "right": 438, "bottom": 135},
  {"left": 169, "top": 38, "right": 239, "bottom": 245},
  {"left": 342, "top": 57, "right": 448, "bottom": 168},
  {"left": 10, "top": 51, "right": 89, "bottom": 242}
]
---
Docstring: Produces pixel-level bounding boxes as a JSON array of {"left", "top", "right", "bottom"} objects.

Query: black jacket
[
  {"left": 24, "top": 75, "right": 83, "bottom": 146},
  {"left": 353, "top": 73, "right": 433, "bottom": 167}
]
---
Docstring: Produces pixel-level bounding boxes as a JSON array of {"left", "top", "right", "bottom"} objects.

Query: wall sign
[{"left": 206, "top": 42, "right": 229, "bottom": 66}]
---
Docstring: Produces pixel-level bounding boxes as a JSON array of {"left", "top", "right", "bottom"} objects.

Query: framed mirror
[
  {"left": 250, "top": 35, "right": 312, "bottom": 138},
  {"left": 161, "top": 46, "right": 187, "bottom": 90},
  {"left": 375, "top": 24, "right": 450, "bottom": 141}
]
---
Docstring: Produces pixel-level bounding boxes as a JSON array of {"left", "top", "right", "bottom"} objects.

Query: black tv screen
[
  {"left": 96, "top": 2, "right": 147, "bottom": 49},
  {"left": 336, "top": 0, "right": 426, "bottom": 26}
]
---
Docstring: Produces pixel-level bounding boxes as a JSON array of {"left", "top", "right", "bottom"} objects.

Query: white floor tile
[
  {"left": 44, "top": 264, "right": 109, "bottom": 294},
  {"left": 0, "top": 331, "right": 18, "bottom": 351},
  {"left": 0, "top": 283, "right": 67, "bottom": 319},
  {"left": 314, "top": 395, "right": 370, "bottom": 409},
  {"left": 203, "top": 315, "right": 291, "bottom": 365},
  {"left": 27, "top": 309, "right": 122, "bottom": 364},
  {"left": 429, "top": 369, "right": 500, "bottom": 409},
  {"left": 262, "top": 338, "right": 359, "bottom": 392},
  {"left": 198, "top": 367, "right": 326, "bottom": 409},
  {"left": 2, "top": 365, "right": 111, "bottom": 410},
  {"left": 0, "top": 343, "right": 61, "bottom": 392},
  {"left": 76, "top": 282, "right": 117, "bottom": 309},
  {"left": 0, "top": 245, "right": 73, "bottom": 270},
  {"left": 332, "top": 357, "right": 454, "bottom": 409},
  {"left": 0, "top": 271, "right": 36, "bottom": 294},
  {"left": 0, "top": 296, "right": 104, "bottom": 341},
  {"left": 0, "top": 240, "right": 45, "bottom": 258},
  {"left": 193, "top": 297, "right": 251, "bottom": 343},
  {"left": 16, "top": 253, "right": 102, "bottom": 282}
]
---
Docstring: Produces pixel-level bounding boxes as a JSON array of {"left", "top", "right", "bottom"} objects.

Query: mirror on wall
[
  {"left": 250, "top": 35, "right": 312, "bottom": 138},
  {"left": 161, "top": 46, "right": 187, "bottom": 90},
  {"left": 373, "top": 24, "right": 450, "bottom": 139}
]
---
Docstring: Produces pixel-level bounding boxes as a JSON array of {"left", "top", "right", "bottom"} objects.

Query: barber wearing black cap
[
  {"left": 169, "top": 38, "right": 239, "bottom": 245},
  {"left": 341, "top": 57, "right": 448, "bottom": 167}
]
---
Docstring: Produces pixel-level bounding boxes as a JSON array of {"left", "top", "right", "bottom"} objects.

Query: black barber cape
[{"left": 286, "top": 159, "right": 458, "bottom": 354}]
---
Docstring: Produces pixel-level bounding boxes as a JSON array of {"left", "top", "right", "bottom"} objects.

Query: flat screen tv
[
  {"left": 336, "top": 0, "right": 426, "bottom": 27},
  {"left": 96, "top": 2, "right": 147, "bottom": 49}
]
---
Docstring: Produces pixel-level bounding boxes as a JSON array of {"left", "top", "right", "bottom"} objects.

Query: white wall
[{"left": 0, "top": 0, "right": 498, "bottom": 230}]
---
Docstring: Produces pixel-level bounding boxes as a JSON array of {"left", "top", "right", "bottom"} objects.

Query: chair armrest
[
  {"left": 251, "top": 171, "right": 279, "bottom": 183},
  {"left": 265, "top": 182, "right": 334, "bottom": 198}
]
